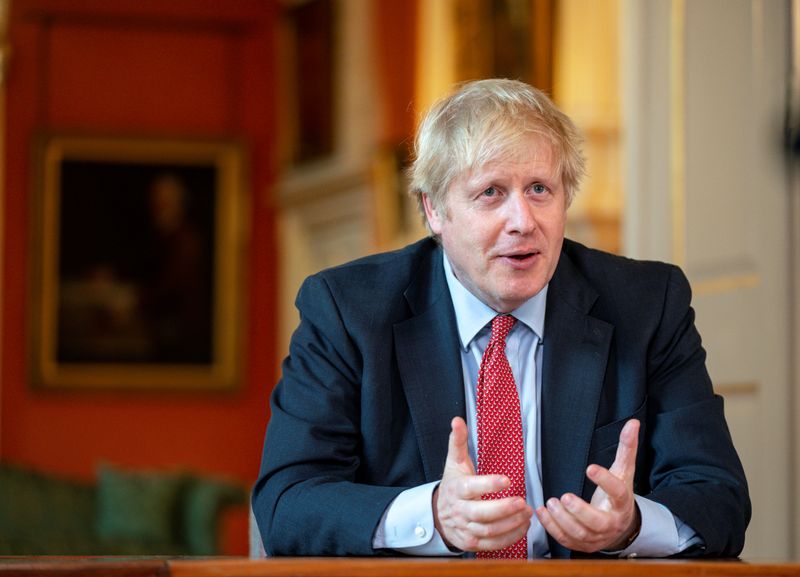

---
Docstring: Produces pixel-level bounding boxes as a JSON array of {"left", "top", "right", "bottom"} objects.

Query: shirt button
[{"left": 414, "top": 526, "right": 427, "bottom": 540}]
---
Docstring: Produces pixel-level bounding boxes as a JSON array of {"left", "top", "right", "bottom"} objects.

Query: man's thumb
[{"left": 446, "top": 416, "right": 473, "bottom": 471}]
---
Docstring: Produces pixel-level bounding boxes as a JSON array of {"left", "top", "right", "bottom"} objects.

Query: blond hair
[{"left": 409, "top": 79, "right": 585, "bottom": 231}]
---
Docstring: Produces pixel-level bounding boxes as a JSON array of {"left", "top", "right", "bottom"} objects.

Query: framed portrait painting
[{"left": 30, "top": 135, "right": 244, "bottom": 390}]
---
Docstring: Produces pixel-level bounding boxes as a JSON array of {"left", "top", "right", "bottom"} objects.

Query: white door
[{"left": 624, "top": 0, "right": 793, "bottom": 558}]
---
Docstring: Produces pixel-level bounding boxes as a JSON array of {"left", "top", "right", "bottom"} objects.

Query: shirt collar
[{"left": 442, "top": 251, "right": 547, "bottom": 350}]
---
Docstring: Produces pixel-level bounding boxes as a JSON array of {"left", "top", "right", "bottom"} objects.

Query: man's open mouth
[{"left": 506, "top": 251, "right": 539, "bottom": 261}]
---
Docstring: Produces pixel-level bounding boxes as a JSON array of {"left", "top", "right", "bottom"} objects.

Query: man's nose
[{"left": 505, "top": 192, "right": 536, "bottom": 234}]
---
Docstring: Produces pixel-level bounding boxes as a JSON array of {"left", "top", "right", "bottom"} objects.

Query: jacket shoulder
[
  {"left": 310, "top": 237, "right": 437, "bottom": 295},
  {"left": 556, "top": 239, "right": 694, "bottom": 325},
  {"left": 293, "top": 237, "right": 443, "bottom": 330},
  {"left": 561, "top": 238, "right": 685, "bottom": 292}
]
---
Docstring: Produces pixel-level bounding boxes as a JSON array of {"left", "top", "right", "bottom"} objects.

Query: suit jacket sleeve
[
  {"left": 638, "top": 265, "right": 750, "bottom": 557},
  {"left": 252, "top": 273, "right": 407, "bottom": 556}
]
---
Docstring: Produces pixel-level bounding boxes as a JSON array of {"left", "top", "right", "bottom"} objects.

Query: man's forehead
[{"left": 463, "top": 139, "right": 559, "bottom": 183}]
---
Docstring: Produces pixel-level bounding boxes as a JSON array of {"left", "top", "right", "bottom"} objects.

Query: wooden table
[{"left": 2, "top": 557, "right": 800, "bottom": 577}]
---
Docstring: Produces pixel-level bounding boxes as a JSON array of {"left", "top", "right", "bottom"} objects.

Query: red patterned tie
[{"left": 476, "top": 315, "right": 527, "bottom": 559}]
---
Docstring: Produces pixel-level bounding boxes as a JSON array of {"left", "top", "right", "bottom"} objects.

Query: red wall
[
  {"left": 2, "top": 0, "right": 279, "bottom": 554},
  {"left": 1, "top": 0, "right": 419, "bottom": 556}
]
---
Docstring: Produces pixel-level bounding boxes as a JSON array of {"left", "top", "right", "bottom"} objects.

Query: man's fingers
[
  {"left": 556, "top": 493, "right": 610, "bottom": 533},
  {"left": 470, "top": 513, "right": 531, "bottom": 551},
  {"left": 436, "top": 491, "right": 531, "bottom": 551},
  {"left": 460, "top": 495, "right": 530, "bottom": 524},
  {"left": 446, "top": 417, "right": 474, "bottom": 471},
  {"left": 466, "top": 507, "right": 532, "bottom": 538},
  {"left": 587, "top": 465, "right": 629, "bottom": 508},
  {"left": 444, "top": 417, "right": 506, "bottom": 498},
  {"left": 585, "top": 418, "right": 638, "bottom": 511},
  {"left": 437, "top": 417, "right": 531, "bottom": 551},
  {"left": 608, "top": 419, "right": 640, "bottom": 478},
  {"left": 453, "top": 473, "right": 511, "bottom": 500},
  {"left": 537, "top": 499, "right": 615, "bottom": 553},
  {"left": 545, "top": 498, "right": 592, "bottom": 542},
  {"left": 536, "top": 505, "right": 577, "bottom": 551},
  {"left": 458, "top": 515, "right": 531, "bottom": 552},
  {"left": 540, "top": 419, "right": 641, "bottom": 554}
]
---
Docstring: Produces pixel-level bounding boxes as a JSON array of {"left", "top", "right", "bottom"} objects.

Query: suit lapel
[
  {"left": 540, "top": 251, "right": 613, "bottom": 556},
  {"left": 394, "top": 245, "right": 465, "bottom": 482}
]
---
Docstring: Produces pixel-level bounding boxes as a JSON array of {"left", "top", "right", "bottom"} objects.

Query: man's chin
[
  {"left": 504, "top": 279, "right": 547, "bottom": 302},
  {"left": 490, "top": 291, "right": 540, "bottom": 313}
]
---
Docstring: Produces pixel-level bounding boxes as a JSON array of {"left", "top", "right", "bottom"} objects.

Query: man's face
[{"left": 423, "top": 135, "right": 566, "bottom": 313}]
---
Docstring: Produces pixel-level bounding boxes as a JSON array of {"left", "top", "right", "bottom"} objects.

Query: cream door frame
[
  {"left": 790, "top": 0, "right": 800, "bottom": 557},
  {"left": 276, "top": 0, "right": 384, "bottom": 362}
]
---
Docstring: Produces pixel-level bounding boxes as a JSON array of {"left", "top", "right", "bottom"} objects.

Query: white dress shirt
[{"left": 373, "top": 252, "right": 702, "bottom": 557}]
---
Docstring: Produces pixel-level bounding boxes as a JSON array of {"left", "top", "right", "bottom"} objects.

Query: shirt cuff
[
  {"left": 614, "top": 495, "right": 704, "bottom": 558},
  {"left": 372, "top": 482, "right": 459, "bottom": 555}
]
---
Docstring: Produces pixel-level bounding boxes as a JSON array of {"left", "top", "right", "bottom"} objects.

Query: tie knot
[{"left": 490, "top": 314, "right": 516, "bottom": 343}]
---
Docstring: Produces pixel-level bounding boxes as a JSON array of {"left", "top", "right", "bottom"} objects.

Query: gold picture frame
[{"left": 30, "top": 135, "right": 245, "bottom": 390}]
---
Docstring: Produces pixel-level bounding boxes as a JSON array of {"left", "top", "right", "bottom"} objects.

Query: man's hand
[
  {"left": 433, "top": 417, "right": 533, "bottom": 552},
  {"left": 535, "top": 419, "right": 641, "bottom": 553}
]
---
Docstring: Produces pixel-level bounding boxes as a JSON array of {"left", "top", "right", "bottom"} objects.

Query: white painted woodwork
[
  {"left": 623, "top": 0, "right": 793, "bottom": 558},
  {"left": 276, "top": 0, "right": 378, "bottom": 358}
]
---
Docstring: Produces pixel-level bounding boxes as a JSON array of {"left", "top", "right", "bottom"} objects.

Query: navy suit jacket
[{"left": 253, "top": 237, "right": 750, "bottom": 558}]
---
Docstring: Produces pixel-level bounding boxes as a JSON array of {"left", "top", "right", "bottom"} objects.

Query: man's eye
[
  {"left": 532, "top": 183, "right": 548, "bottom": 194},
  {"left": 482, "top": 187, "right": 497, "bottom": 197}
]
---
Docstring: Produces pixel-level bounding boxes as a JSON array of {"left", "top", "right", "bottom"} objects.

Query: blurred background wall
[{"left": 0, "top": 0, "right": 796, "bottom": 559}]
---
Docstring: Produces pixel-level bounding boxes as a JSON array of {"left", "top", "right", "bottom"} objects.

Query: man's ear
[{"left": 421, "top": 193, "right": 444, "bottom": 235}]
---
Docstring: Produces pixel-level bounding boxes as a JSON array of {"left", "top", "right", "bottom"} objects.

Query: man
[{"left": 253, "top": 79, "right": 750, "bottom": 558}]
